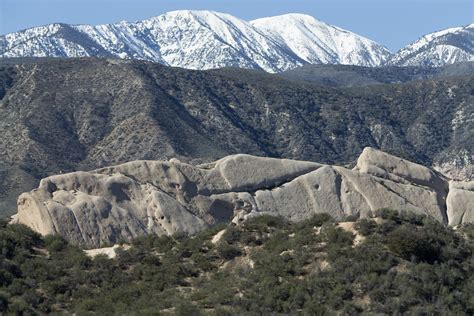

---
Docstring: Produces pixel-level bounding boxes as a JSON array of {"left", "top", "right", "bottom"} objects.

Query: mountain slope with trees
[
  {"left": 0, "top": 58, "right": 472, "bottom": 216},
  {"left": 279, "top": 62, "right": 474, "bottom": 87}
]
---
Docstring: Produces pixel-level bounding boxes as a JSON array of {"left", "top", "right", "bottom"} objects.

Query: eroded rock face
[
  {"left": 14, "top": 148, "right": 473, "bottom": 248},
  {"left": 447, "top": 181, "right": 474, "bottom": 226}
]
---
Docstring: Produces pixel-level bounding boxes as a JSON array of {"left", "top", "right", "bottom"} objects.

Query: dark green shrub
[
  {"left": 131, "top": 234, "right": 177, "bottom": 253},
  {"left": 44, "top": 235, "right": 68, "bottom": 252},
  {"left": 175, "top": 301, "right": 201, "bottom": 316},
  {"left": 8, "top": 279, "right": 28, "bottom": 296},
  {"left": 7, "top": 297, "right": 30, "bottom": 314},
  {"left": 322, "top": 226, "right": 354, "bottom": 246},
  {"left": 191, "top": 253, "right": 215, "bottom": 271},
  {"left": 355, "top": 218, "right": 377, "bottom": 236},
  {"left": 0, "top": 219, "right": 8, "bottom": 229},
  {"left": 386, "top": 226, "right": 441, "bottom": 263},
  {"left": 222, "top": 226, "right": 241, "bottom": 244},
  {"left": 239, "top": 230, "right": 258, "bottom": 246},
  {"left": 0, "top": 290, "right": 8, "bottom": 312},
  {"left": 295, "top": 213, "right": 334, "bottom": 230},
  {"left": 459, "top": 223, "right": 474, "bottom": 240},
  {"left": 342, "top": 302, "right": 363, "bottom": 314},
  {"left": 217, "top": 243, "right": 241, "bottom": 260},
  {"left": 376, "top": 208, "right": 400, "bottom": 221},
  {"left": 242, "top": 215, "right": 288, "bottom": 231},
  {"left": 344, "top": 214, "right": 360, "bottom": 222}
]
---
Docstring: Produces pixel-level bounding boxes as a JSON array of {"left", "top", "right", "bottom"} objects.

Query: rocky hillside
[
  {"left": 279, "top": 62, "right": 474, "bottom": 87},
  {"left": 0, "top": 58, "right": 472, "bottom": 216},
  {"left": 388, "top": 24, "right": 474, "bottom": 67},
  {"left": 12, "top": 148, "right": 473, "bottom": 248}
]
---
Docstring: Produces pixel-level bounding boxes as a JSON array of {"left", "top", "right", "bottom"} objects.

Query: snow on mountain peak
[
  {"left": 250, "top": 14, "right": 391, "bottom": 66},
  {"left": 135, "top": 10, "right": 302, "bottom": 72},
  {"left": 387, "top": 23, "right": 473, "bottom": 67},
  {"left": 0, "top": 10, "right": 471, "bottom": 71}
]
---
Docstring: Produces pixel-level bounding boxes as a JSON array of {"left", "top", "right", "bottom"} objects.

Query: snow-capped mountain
[
  {"left": 0, "top": 10, "right": 389, "bottom": 72},
  {"left": 135, "top": 11, "right": 302, "bottom": 72},
  {"left": 387, "top": 24, "right": 473, "bottom": 67},
  {"left": 69, "top": 11, "right": 304, "bottom": 72},
  {"left": 1, "top": 10, "right": 471, "bottom": 71},
  {"left": 250, "top": 14, "right": 391, "bottom": 67}
]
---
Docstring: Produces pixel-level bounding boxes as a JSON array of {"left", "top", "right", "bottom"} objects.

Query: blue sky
[{"left": 0, "top": 0, "right": 472, "bottom": 52}]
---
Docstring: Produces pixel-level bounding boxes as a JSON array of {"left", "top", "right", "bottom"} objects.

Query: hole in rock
[
  {"left": 109, "top": 182, "right": 131, "bottom": 202},
  {"left": 235, "top": 200, "right": 245, "bottom": 208},
  {"left": 209, "top": 200, "right": 234, "bottom": 223}
]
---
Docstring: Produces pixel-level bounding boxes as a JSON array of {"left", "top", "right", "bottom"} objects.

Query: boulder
[
  {"left": 447, "top": 180, "right": 474, "bottom": 226},
  {"left": 356, "top": 147, "right": 448, "bottom": 192}
]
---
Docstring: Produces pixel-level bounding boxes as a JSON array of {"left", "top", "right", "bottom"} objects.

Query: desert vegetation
[{"left": 0, "top": 210, "right": 472, "bottom": 314}]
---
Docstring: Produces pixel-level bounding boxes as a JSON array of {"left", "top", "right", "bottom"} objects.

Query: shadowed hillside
[
  {"left": 278, "top": 62, "right": 474, "bottom": 87},
  {"left": 0, "top": 58, "right": 472, "bottom": 216}
]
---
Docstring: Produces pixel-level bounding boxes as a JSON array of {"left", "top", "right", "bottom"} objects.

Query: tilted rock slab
[
  {"left": 446, "top": 181, "right": 474, "bottom": 226},
  {"left": 13, "top": 148, "right": 473, "bottom": 248}
]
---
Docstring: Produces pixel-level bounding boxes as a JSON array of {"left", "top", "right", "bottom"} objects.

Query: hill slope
[
  {"left": 279, "top": 62, "right": 474, "bottom": 87},
  {"left": 0, "top": 58, "right": 472, "bottom": 216},
  {"left": 1, "top": 212, "right": 473, "bottom": 314}
]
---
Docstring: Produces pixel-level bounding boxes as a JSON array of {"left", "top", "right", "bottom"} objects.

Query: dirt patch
[{"left": 338, "top": 221, "right": 365, "bottom": 246}]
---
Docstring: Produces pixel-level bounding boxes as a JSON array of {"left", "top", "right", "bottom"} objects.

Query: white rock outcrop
[
  {"left": 84, "top": 244, "right": 131, "bottom": 259},
  {"left": 446, "top": 181, "right": 474, "bottom": 226},
  {"left": 13, "top": 148, "right": 473, "bottom": 248}
]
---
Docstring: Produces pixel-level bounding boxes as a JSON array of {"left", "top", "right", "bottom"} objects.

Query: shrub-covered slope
[
  {"left": 0, "top": 211, "right": 473, "bottom": 314},
  {"left": 279, "top": 62, "right": 474, "bottom": 87}
]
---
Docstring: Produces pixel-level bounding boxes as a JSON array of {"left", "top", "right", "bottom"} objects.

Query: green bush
[
  {"left": 221, "top": 226, "right": 241, "bottom": 244},
  {"left": 386, "top": 226, "right": 441, "bottom": 263},
  {"left": 175, "top": 301, "right": 201, "bottom": 316},
  {"left": 355, "top": 218, "right": 377, "bottom": 236},
  {"left": 217, "top": 243, "right": 241, "bottom": 260},
  {"left": 44, "top": 235, "right": 68, "bottom": 252},
  {"left": 376, "top": 208, "right": 400, "bottom": 221},
  {"left": 0, "top": 291, "right": 9, "bottom": 312},
  {"left": 322, "top": 225, "right": 354, "bottom": 246},
  {"left": 242, "top": 215, "right": 288, "bottom": 231}
]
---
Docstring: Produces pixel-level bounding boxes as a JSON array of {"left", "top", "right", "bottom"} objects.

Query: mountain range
[
  {"left": 0, "top": 58, "right": 472, "bottom": 217},
  {"left": 1, "top": 10, "right": 472, "bottom": 71}
]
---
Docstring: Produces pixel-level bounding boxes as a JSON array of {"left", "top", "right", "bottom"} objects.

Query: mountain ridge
[
  {"left": 387, "top": 23, "right": 474, "bottom": 67},
  {"left": 0, "top": 58, "right": 472, "bottom": 217},
  {"left": 1, "top": 10, "right": 472, "bottom": 70},
  {"left": 250, "top": 13, "right": 390, "bottom": 67},
  {"left": 278, "top": 62, "right": 474, "bottom": 87}
]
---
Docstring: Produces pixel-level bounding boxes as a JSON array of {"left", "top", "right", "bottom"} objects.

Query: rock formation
[
  {"left": 1, "top": 58, "right": 472, "bottom": 218},
  {"left": 12, "top": 148, "right": 473, "bottom": 248}
]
